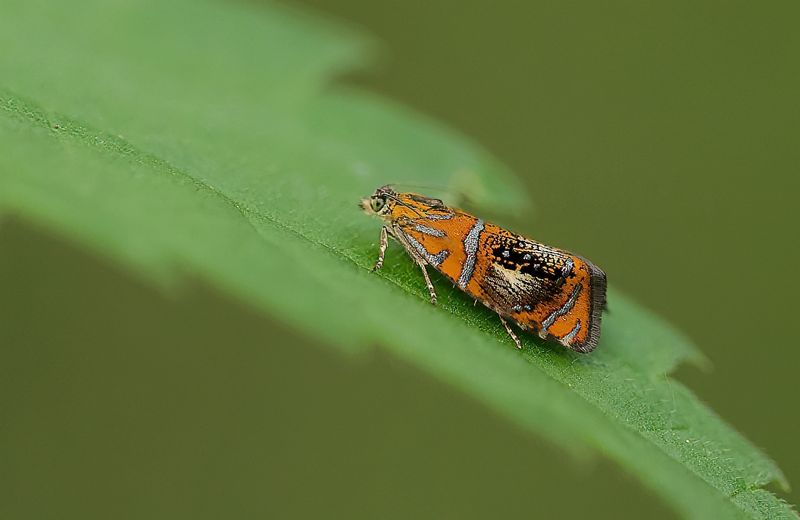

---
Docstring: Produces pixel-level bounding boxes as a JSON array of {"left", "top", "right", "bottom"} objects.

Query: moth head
[{"left": 360, "top": 185, "right": 396, "bottom": 220}]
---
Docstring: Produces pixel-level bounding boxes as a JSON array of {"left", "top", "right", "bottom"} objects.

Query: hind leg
[{"left": 499, "top": 316, "right": 523, "bottom": 349}]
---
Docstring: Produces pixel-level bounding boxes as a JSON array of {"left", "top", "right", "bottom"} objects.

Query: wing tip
[{"left": 567, "top": 261, "right": 607, "bottom": 353}]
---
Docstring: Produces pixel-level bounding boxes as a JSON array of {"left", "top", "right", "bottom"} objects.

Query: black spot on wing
[{"left": 488, "top": 237, "right": 575, "bottom": 283}]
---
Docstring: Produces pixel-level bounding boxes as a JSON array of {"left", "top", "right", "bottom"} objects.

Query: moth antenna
[{"left": 389, "top": 182, "right": 451, "bottom": 194}]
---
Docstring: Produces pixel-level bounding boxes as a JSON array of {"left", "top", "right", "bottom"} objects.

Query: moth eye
[{"left": 370, "top": 196, "right": 386, "bottom": 212}]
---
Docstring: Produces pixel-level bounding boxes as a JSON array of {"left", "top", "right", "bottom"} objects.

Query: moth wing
[
  {"left": 477, "top": 233, "right": 606, "bottom": 352},
  {"left": 390, "top": 213, "right": 607, "bottom": 352}
]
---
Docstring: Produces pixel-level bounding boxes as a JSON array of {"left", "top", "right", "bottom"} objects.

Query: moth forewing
[{"left": 361, "top": 185, "right": 607, "bottom": 352}]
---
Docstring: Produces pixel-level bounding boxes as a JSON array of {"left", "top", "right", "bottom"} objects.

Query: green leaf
[{"left": 0, "top": 1, "right": 793, "bottom": 518}]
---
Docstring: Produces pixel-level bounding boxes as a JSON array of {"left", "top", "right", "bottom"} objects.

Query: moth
[{"left": 360, "top": 185, "right": 607, "bottom": 352}]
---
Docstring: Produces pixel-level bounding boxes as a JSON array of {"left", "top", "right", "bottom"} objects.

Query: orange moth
[{"left": 360, "top": 185, "right": 607, "bottom": 352}]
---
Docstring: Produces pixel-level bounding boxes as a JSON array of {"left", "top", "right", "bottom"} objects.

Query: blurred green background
[{"left": 2, "top": 0, "right": 798, "bottom": 518}]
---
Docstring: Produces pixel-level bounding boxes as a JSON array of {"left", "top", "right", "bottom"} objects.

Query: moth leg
[
  {"left": 499, "top": 316, "right": 523, "bottom": 350},
  {"left": 372, "top": 226, "right": 389, "bottom": 272},
  {"left": 392, "top": 225, "right": 438, "bottom": 305},
  {"left": 416, "top": 260, "right": 438, "bottom": 305}
]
